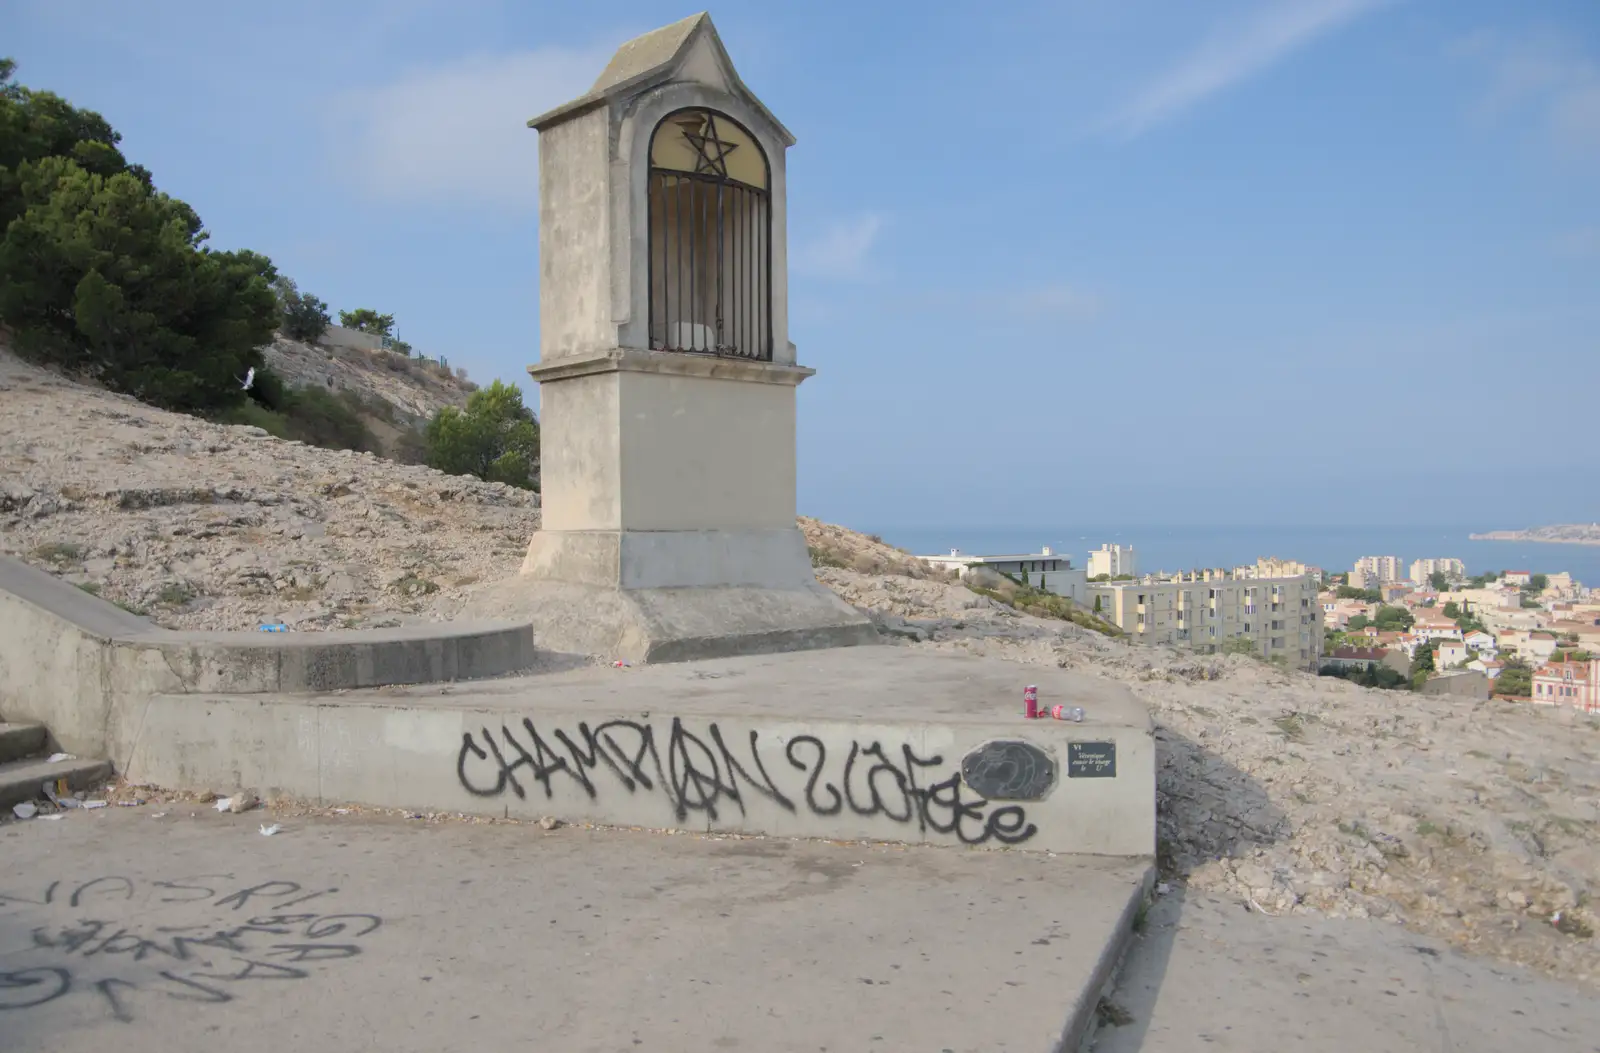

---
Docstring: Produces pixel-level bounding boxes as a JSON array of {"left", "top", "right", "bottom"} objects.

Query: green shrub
[
  {"left": 424, "top": 380, "right": 539, "bottom": 490},
  {"left": 276, "top": 276, "right": 330, "bottom": 343}
]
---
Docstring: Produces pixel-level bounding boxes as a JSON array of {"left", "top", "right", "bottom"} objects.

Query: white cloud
[
  {"left": 325, "top": 46, "right": 606, "bottom": 210},
  {"left": 792, "top": 214, "right": 885, "bottom": 281},
  {"left": 1455, "top": 29, "right": 1600, "bottom": 158},
  {"left": 1103, "top": 0, "right": 1394, "bottom": 138}
]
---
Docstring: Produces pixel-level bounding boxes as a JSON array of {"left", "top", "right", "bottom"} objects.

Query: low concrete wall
[
  {"left": 0, "top": 555, "right": 539, "bottom": 760},
  {"left": 318, "top": 325, "right": 387, "bottom": 353},
  {"left": 123, "top": 649, "right": 1157, "bottom": 857},
  {"left": 1421, "top": 670, "right": 1491, "bottom": 700}
]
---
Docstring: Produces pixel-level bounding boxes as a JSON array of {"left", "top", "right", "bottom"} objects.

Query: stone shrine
[{"left": 505, "top": 12, "right": 878, "bottom": 662}]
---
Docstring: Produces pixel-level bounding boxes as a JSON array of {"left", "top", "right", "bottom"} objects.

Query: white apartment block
[
  {"left": 1410, "top": 557, "right": 1466, "bottom": 584},
  {"left": 920, "top": 547, "right": 1089, "bottom": 605},
  {"left": 1353, "top": 555, "right": 1405, "bottom": 585},
  {"left": 1088, "top": 571, "right": 1323, "bottom": 669},
  {"left": 1237, "top": 557, "right": 1316, "bottom": 579},
  {"left": 1087, "top": 543, "right": 1137, "bottom": 579}
]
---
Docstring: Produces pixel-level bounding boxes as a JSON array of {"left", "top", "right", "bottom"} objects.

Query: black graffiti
[
  {"left": 0, "top": 875, "right": 382, "bottom": 1023},
  {"left": 457, "top": 718, "right": 1037, "bottom": 846}
]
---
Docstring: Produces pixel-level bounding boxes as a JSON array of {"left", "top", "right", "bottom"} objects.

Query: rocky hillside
[
  {"left": 0, "top": 344, "right": 538, "bottom": 630},
  {"left": 1, "top": 343, "right": 1597, "bottom": 991},
  {"left": 263, "top": 334, "right": 476, "bottom": 431}
]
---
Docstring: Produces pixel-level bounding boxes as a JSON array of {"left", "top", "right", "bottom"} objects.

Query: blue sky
[{"left": 6, "top": 0, "right": 1598, "bottom": 529}]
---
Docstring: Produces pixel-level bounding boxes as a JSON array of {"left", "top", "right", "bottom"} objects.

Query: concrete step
[
  {"left": 0, "top": 721, "right": 47, "bottom": 764},
  {"left": 0, "top": 755, "right": 113, "bottom": 810}
]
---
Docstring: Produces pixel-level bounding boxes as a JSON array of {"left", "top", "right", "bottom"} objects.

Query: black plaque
[
  {"left": 1067, "top": 741, "right": 1117, "bottom": 779},
  {"left": 960, "top": 740, "right": 1056, "bottom": 801}
]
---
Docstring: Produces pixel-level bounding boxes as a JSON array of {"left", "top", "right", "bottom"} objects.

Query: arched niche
[{"left": 645, "top": 107, "right": 772, "bottom": 360}]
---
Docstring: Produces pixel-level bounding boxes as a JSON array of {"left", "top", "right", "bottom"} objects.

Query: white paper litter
[
  {"left": 11, "top": 802, "right": 37, "bottom": 819},
  {"left": 214, "top": 797, "right": 234, "bottom": 812},
  {"left": 150, "top": 812, "right": 167, "bottom": 819},
  {"left": 40, "top": 813, "right": 64, "bottom": 821},
  {"left": 259, "top": 823, "right": 281, "bottom": 836},
  {"left": 81, "top": 800, "right": 108, "bottom": 810},
  {"left": 333, "top": 808, "right": 351, "bottom": 815},
  {"left": 46, "top": 752, "right": 77, "bottom": 763}
]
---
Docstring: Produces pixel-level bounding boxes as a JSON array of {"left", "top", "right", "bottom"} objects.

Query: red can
[{"left": 1024, "top": 684, "right": 1039, "bottom": 719}]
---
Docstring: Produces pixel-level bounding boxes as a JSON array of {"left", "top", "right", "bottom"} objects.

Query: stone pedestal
[{"left": 489, "top": 14, "right": 876, "bottom": 662}]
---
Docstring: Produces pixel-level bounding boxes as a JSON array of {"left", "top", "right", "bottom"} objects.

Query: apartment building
[
  {"left": 1351, "top": 555, "right": 1404, "bottom": 586},
  {"left": 1238, "top": 557, "right": 1316, "bottom": 579},
  {"left": 1414, "top": 556, "right": 1465, "bottom": 582},
  {"left": 1531, "top": 658, "right": 1598, "bottom": 713},
  {"left": 1410, "top": 557, "right": 1466, "bottom": 584},
  {"left": 1087, "top": 543, "right": 1137, "bottom": 579},
  {"left": 919, "top": 547, "right": 1089, "bottom": 604},
  {"left": 1089, "top": 571, "right": 1322, "bottom": 669}
]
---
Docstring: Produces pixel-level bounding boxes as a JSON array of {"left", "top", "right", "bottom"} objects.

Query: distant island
[{"left": 1470, "top": 524, "right": 1600, "bottom": 546}]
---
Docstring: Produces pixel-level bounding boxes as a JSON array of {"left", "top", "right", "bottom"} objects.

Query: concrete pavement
[
  {"left": 1091, "top": 889, "right": 1600, "bottom": 1052},
  {"left": 1, "top": 803, "right": 1148, "bottom": 1053}
]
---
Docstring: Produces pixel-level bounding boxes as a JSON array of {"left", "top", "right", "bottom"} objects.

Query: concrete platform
[
  {"left": 0, "top": 554, "right": 541, "bottom": 759},
  {"left": 0, "top": 805, "right": 1152, "bottom": 1053},
  {"left": 123, "top": 648, "right": 1155, "bottom": 857}
]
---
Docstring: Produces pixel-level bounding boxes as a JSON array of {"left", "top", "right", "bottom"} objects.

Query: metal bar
[
  {"left": 737, "top": 185, "right": 745, "bottom": 357},
  {"left": 716, "top": 181, "right": 725, "bottom": 352},
  {"left": 676, "top": 176, "right": 685, "bottom": 350},
  {"left": 650, "top": 174, "right": 659, "bottom": 348}
]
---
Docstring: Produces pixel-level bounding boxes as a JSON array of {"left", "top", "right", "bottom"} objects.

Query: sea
[{"left": 864, "top": 524, "right": 1600, "bottom": 589}]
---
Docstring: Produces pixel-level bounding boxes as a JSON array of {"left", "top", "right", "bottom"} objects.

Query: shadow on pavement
[{"left": 1090, "top": 723, "right": 1286, "bottom": 1051}]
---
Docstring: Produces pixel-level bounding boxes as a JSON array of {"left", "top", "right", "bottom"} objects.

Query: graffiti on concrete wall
[
  {"left": 0, "top": 875, "right": 381, "bottom": 1024},
  {"left": 457, "top": 717, "right": 1040, "bottom": 846}
]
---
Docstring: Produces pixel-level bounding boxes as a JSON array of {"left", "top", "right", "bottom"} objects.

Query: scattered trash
[
  {"left": 116, "top": 799, "right": 144, "bottom": 807},
  {"left": 46, "top": 752, "right": 77, "bottom": 763},
  {"left": 11, "top": 802, "right": 37, "bottom": 819},
  {"left": 538, "top": 816, "right": 564, "bottom": 831},
  {"left": 333, "top": 808, "right": 351, "bottom": 815},
  {"left": 81, "top": 800, "right": 108, "bottom": 810},
  {"left": 1247, "top": 896, "right": 1279, "bottom": 917},
  {"left": 405, "top": 812, "right": 423, "bottom": 819},
  {"left": 612, "top": 659, "right": 630, "bottom": 668},
  {"left": 40, "top": 813, "right": 64, "bottom": 821},
  {"left": 1156, "top": 882, "right": 1172, "bottom": 896},
  {"left": 214, "top": 797, "right": 234, "bottom": 812},
  {"left": 259, "top": 823, "right": 281, "bottom": 836},
  {"left": 150, "top": 812, "right": 167, "bottom": 819},
  {"left": 258, "top": 624, "right": 288, "bottom": 632},
  {"left": 1050, "top": 705, "right": 1086, "bottom": 722},
  {"left": 1024, "top": 684, "right": 1039, "bottom": 719},
  {"left": 197, "top": 790, "right": 217, "bottom": 803}
]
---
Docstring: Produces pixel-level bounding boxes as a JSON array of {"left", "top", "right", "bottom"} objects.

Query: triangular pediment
[{"left": 529, "top": 13, "right": 793, "bottom": 146}]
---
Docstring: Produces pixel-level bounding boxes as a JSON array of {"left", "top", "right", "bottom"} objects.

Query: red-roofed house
[
  {"left": 1322, "top": 647, "right": 1407, "bottom": 675},
  {"left": 1436, "top": 640, "right": 1471, "bottom": 669},
  {"left": 1414, "top": 619, "right": 1463, "bottom": 644},
  {"left": 1532, "top": 659, "right": 1598, "bottom": 713}
]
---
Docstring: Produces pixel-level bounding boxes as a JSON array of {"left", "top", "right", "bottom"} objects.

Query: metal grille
[{"left": 647, "top": 120, "right": 771, "bottom": 360}]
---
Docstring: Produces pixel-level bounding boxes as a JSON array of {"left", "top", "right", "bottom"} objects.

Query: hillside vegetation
[{"left": 0, "top": 57, "right": 539, "bottom": 491}]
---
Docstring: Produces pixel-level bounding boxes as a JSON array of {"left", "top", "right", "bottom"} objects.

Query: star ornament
[{"left": 677, "top": 113, "right": 739, "bottom": 178}]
